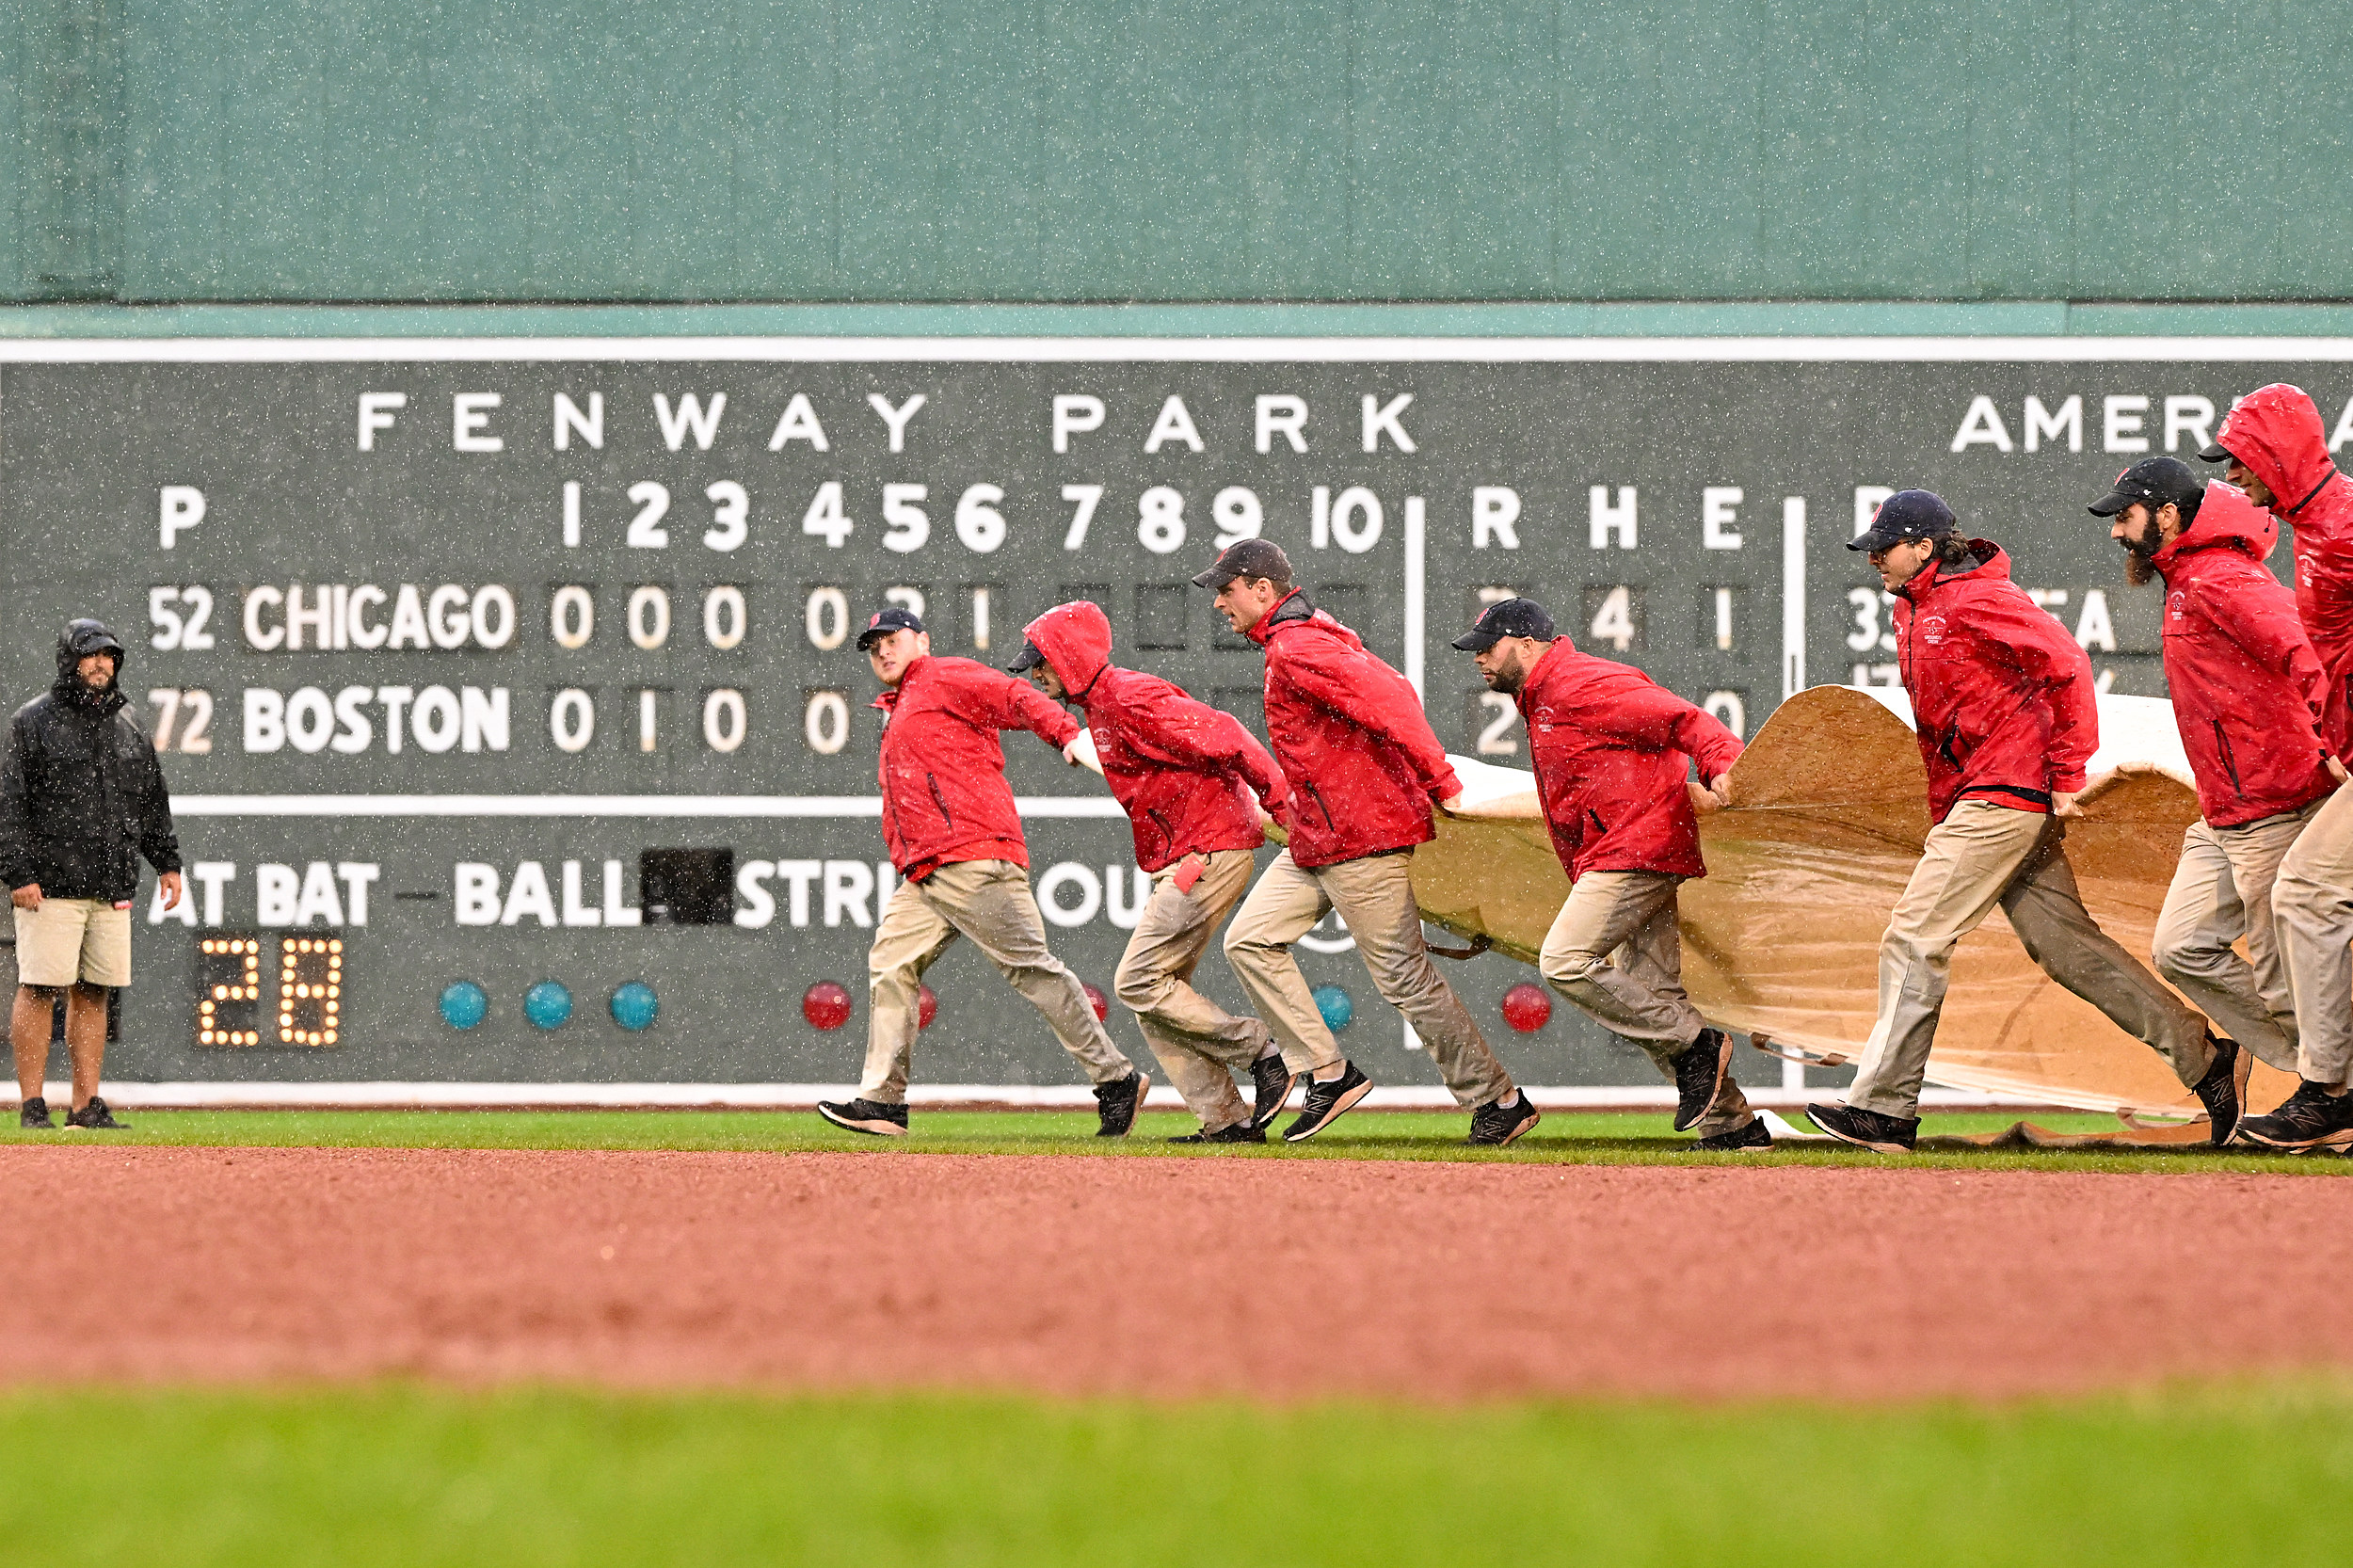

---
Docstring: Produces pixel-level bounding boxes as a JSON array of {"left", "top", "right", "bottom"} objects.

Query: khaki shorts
[{"left": 12, "top": 898, "right": 132, "bottom": 988}]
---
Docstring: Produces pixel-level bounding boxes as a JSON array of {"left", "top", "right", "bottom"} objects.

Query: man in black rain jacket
[{"left": 0, "top": 620, "right": 183, "bottom": 1128}]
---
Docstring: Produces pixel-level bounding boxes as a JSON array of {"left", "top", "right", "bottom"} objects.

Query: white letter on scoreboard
[
  {"left": 357, "top": 392, "right": 406, "bottom": 451},
  {"left": 160, "top": 486, "right": 207, "bottom": 549},
  {"left": 455, "top": 863, "right": 501, "bottom": 926},
  {"left": 1471, "top": 488, "right": 1521, "bottom": 550},
  {"left": 1052, "top": 394, "right": 1106, "bottom": 454},
  {"left": 1703, "top": 488, "right": 1744, "bottom": 550},
  {"left": 453, "top": 392, "right": 504, "bottom": 453},
  {"left": 1589, "top": 486, "right": 1637, "bottom": 549}
]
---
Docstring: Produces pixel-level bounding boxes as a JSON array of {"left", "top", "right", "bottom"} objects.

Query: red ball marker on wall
[
  {"left": 1500, "top": 983, "right": 1552, "bottom": 1033},
  {"left": 802, "top": 982, "right": 853, "bottom": 1031}
]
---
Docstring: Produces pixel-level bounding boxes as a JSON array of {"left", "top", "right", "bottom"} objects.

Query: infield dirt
[{"left": 6, "top": 1146, "right": 2349, "bottom": 1401}]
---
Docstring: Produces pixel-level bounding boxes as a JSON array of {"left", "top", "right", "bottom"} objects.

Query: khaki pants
[
  {"left": 1538, "top": 871, "right": 1754, "bottom": 1138},
  {"left": 2275, "top": 781, "right": 2353, "bottom": 1088},
  {"left": 860, "top": 858, "right": 1134, "bottom": 1103},
  {"left": 2151, "top": 803, "right": 2321, "bottom": 1074},
  {"left": 1113, "top": 849, "right": 1270, "bottom": 1132},
  {"left": 1224, "top": 848, "right": 1513, "bottom": 1109},
  {"left": 1846, "top": 802, "right": 2212, "bottom": 1120}
]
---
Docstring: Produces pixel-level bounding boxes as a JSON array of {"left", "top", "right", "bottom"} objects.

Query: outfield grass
[
  {"left": 2, "top": 1107, "right": 2346, "bottom": 1175},
  {"left": 0, "top": 1383, "right": 2342, "bottom": 1566}
]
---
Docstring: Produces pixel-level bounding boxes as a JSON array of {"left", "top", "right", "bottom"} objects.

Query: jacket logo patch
[
  {"left": 1917, "top": 615, "right": 1949, "bottom": 646},
  {"left": 2168, "top": 591, "right": 2187, "bottom": 621}
]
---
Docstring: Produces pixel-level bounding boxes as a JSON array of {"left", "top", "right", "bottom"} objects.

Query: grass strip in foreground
[
  {"left": 0, "top": 1384, "right": 2344, "bottom": 1566},
  {"left": 2, "top": 1108, "right": 2347, "bottom": 1175}
]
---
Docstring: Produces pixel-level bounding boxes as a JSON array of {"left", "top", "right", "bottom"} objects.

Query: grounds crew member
[
  {"left": 2095, "top": 458, "right": 2344, "bottom": 1144},
  {"left": 1195, "top": 539, "right": 1529, "bottom": 1145},
  {"left": 2200, "top": 384, "right": 2353, "bottom": 753},
  {"left": 2197, "top": 388, "right": 2353, "bottom": 1149},
  {"left": 1, "top": 619, "right": 184, "bottom": 1130},
  {"left": 1013, "top": 600, "right": 1294, "bottom": 1144},
  {"left": 1806, "top": 492, "right": 2216, "bottom": 1153},
  {"left": 1454, "top": 598, "right": 1763, "bottom": 1150},
  {"left": 816, "top": 608, "right": 1148, "bottom": 1139},
  {"left": 2250, "top": 753, "right": 2353, "bottom": 1147}
]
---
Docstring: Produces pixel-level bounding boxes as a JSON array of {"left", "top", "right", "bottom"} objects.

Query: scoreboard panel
[{"left": 0, "top": 342, "right": 2345, "bottom": 1089}]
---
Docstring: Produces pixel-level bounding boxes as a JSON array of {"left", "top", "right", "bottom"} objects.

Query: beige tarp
[{"left": 1417, "top": 685, "right": 2298, "bottom": 1119}]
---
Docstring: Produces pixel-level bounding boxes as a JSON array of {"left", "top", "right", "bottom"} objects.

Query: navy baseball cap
[
  {"left": 1450, "top": 597, "right": 1556, "bottom": 651},
  {"left": 1191, "top": 537, "right": 1293, "bottom": 589},
  {"left": 1006, "top": 639, "right": 1046, "bottom": 674},
  {"left": 2089, "top": 456, "right": 2202, "bottom": 517},
  {"left": 2198, "top": 439, "right": 2235, "bottom": 464},
  {"left": 1849, "top": 489, "right": 1958, "bottom": 552},
  {"left": 855, "top": 606, "right": 925, "bottom": 650}
]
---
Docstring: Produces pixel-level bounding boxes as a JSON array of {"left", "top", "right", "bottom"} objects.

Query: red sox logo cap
[{"left": 856, "top": 605, "right": 925, "bottom": 650}]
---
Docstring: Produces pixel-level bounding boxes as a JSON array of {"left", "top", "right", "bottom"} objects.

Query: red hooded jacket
[
  {"left": 1513, "top": 638, "right": 1744, "bottom": 881},
  {"left": 1249, "top": 591, "right": 1462, "bottom": 869},
  {"left": 2152, "top": 482, "right": 2338, "bottom": 828},
  {"left": 872, "top": 654, "right": 1079, "bottom": 881},
  {"left": 1021, "top": 601, "right": 1287, "bottom": 873},
  {"left": 2215, "top": 383, "right": 2353, "bottom": 753},
  {"left": 1895, "top": 540, "right": 2099, "bottom": 824}
]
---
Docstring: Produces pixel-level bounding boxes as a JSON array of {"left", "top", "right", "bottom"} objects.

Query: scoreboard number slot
[
  {"left": 146, "top": 688, "right": 215, "bottom": 754},
  {"left": 196, "top": 934, "right": 344, "bottom": 1048}
]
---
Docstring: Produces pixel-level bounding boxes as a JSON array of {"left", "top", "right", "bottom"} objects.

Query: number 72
[{"left": 147, "top": 689, "right": 215, "bottom": 754}]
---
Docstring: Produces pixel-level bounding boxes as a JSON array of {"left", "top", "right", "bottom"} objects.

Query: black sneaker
[
  {"left": 1167, "top": 1121, "right": 1266, "bottom": 1144},
  {"left": 1805, "top": 1100, "right": 1918, "bottom": 1153},
  {"left": 1094, "top": 1071, "right": 1149, "bottom": 1137},
  {"left": 1282, "top": 1060, "right": 1373, "bottom": 1143},
  {"left": 1669, "top": 1028, "right": 1734, "bottom": 1132},
  {"left": 2237, "top": 1080, "right": 2353, "bottom": 1152},
  {"left": 1248, "top": 1050, "right": 1298, "bottom": 1132},
  {"left": 62, "top": 1096, "right": 126, "bottom": 1130},
  {"left": 1690, "top": 1116, "right": 1772, "bottom": 1152},
  {"left": 1465, "top": 1094, "right": 1542, "bottom": 1146},
  {"left": 816, "top": 1097, "right": 910, "bottom": 1137},
  {"left": 2191, "top": 1033, "right": 2249, "bottom": 1146},
  {"left": 18, "top": 1097, "right": 54, "bottom": 1130}
]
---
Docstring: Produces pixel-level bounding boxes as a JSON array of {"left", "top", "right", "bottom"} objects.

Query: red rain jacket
[
  {"left": 872, "top": 654, "right": 1079, "bottom": 881},
  {"left": 2152, "top": 482, "right": 2338, "bottom": 828},
  {"left": 1248, "top": 591, "right": 1462, "bottom": 869},
  {"left": 1513, "top": 638, "right": 1744, "bottom": 882},
  {"left": 1895, "top": 540, "right": 2099, "bottom": 824},
  {"left": 2215, "top": 383, "right": 2353, "bottom": 752},
  {"left": 1022, "top": 601, "right": 1287, "bottom": 872}
]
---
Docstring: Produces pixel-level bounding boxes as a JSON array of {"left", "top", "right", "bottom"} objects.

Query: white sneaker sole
[
  {"left": 817, "top": 1104, "right": 909, "bottom": 1138},
  {"left": 1283, "top": 1074, "right": 1374, "bottom": 1143},
  {"left": 1809, "top": 1110, "right": 1913, "bottom": 1155},
  {"left": 2238, "top": 1125, "right": 2353, "bottom": 1153}
]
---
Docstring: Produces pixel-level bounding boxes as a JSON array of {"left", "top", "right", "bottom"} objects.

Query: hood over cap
[
  {"left": 2153, "top": 479, "right": 2277, "bottom": 567},
  {"left": 1018, "top": 600, "right": 1113, "bottom": 700},
  {"left": 2210, "top": 384, "right": 2342, "bottom": 518},
  {"left": 55, "top": 618, "right": 126, "bottom": 706}
]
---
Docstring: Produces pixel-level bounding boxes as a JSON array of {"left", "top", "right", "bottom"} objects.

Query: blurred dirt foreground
[{"left": 5, "top": 1147, "right": 2350, "bottom": 1401}]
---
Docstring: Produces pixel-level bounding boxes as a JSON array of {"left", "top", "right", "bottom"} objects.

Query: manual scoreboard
[{"left": 0, "top": 342, "right": 2340, "bottom": 1089}]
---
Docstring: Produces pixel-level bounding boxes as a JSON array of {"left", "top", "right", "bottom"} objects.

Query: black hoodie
[{"left": 0, "top": 620, "right": 182, "bottom": 903}]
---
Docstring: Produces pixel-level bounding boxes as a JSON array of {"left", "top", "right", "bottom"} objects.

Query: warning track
[{"left": 6, "top": 1146, "right": 2349, "bottom": 1401}]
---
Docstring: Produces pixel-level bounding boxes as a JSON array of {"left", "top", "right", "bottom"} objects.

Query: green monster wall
[{"left": 7, "top": 0, "right": 2350, "bottom": 307}]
